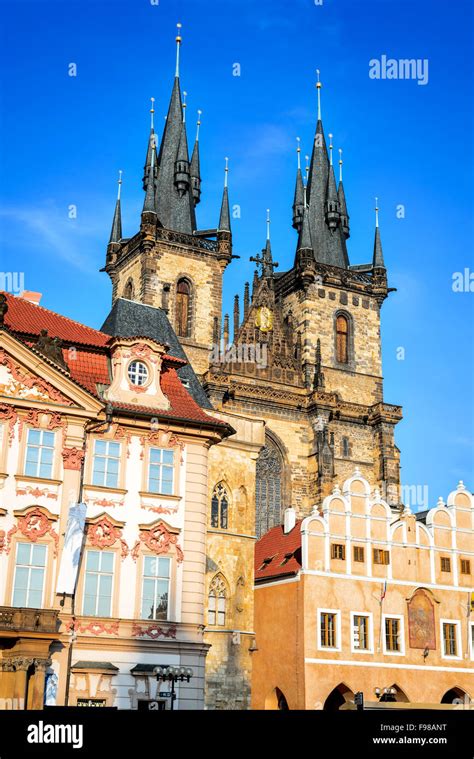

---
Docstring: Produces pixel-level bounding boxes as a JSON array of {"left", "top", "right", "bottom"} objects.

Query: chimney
[
  {"left": 283, "top": 507, "right": 296, "bottom": 534},
  {"left": 21, "top": 291, "right": 42, "bottom": 305}
]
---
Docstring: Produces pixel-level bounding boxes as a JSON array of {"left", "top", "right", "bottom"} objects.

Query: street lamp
[{"left": 153, "top": 665, "right": 193, "bottom": 710}]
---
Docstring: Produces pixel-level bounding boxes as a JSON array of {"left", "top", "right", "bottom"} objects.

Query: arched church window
[
  {"left": 208, "top": 574, "right": 227, "bottom": 626},
  {"left": 211, "top": 483, "right": 229, "bottom": 529},
  {"left": 336, "top": 314, "right": 349, "bottom": 364},
  {"left": 123, "top": 279, "right": 134, "bottom": 301},
  {"left": 176, "top": 279, "right": 191, "bottom": 337},
  {"left": 256, "top": 438, "right": 283, "bottom": 539},
  {"left": 342, "top": 437, "right": 350, "bottom": 458}
]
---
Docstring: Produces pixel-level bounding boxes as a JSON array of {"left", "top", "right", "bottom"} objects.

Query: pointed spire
[
  {"left": 325, "top": 132, "right": 340, "bottom": 231},
  {"left": 190, "top": 110, "right": 202, "bottom": 205},
  {"left": 109, "top": 170, "right": 123, "bottom": 243},
  {"left": 338, "top": 148, "right": 350, "bottom": 239},
  {"left": 182, "top": 90, "right": 187, "bottom": 123},
  {"left": 233, "top": 294, "right": 240, "bottom": 337},
  {"left": 175, "top": 22, "right": 182, "bottom": 78},
  {"left": 223, "top": 313, "right": 230, "bottom": 346},
  {"left": 143, "top": 149, "right": 157, "bottom": 214},
  {"left": 373, "top": 197, "right": 385, "bottom": 268},
  {"left": 316, "top": 69, "right": 322, "bottom": 121},
  {"left": 142, "top": 98, "right": 158, "bottom": 191},
  {"left": 313, "top": 338, "right": 325, "bottom": 390},
  {"left": 292, "top": 137, "right": 304, "bottom": 231},
  {"left": 297, "top": 204, "right": 313, "bottom": 253},
  {"left": 218, "top": 157, "right": 231, "bottom": 232},
  {"left": 252, "top": 269, "right": 259, "bottom": 297},
  {"left": 243, "top": 282, "right": 250, "bottom": 319},
  {"left": 262, "top": 208, "right": 278, "bottom": 278},
  {"left": 174, "top": 116, "right": 191, "bottom": 196}
]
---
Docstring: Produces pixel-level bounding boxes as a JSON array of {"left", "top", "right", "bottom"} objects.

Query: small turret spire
[
  {"left": 316, "top": 69, "right": 322, "bottom": 121},
  {"left": 329, "top": 133, "right": 333, "bottom": 166},
  {"left": 182, "top": 90, "right": 187, "bottom": 122},
  {"left": 292, "top": 138, "right": 304, "bottom": 231},
  {"left": 266, "top": 208, "right": 271, "bottom": 241},
  {"left": 218, "top": 157, "right": 231, "bottom": 232},
  {"left": 338, "top": 148, "right": 343, "bottom": 183},
  {"left": 109, "top": 170, "right": 123, "bottom": 243},
  {"left": 175, "top": 22, "right": 182, "bottom": 78},
  {"left": 150, "top": 97, "right": 155, "bottom": 131},
  {"left": 338, "top": 149, "right": 350, "bottom": 239},
  {"left": 196, "top": 109, "right": 202, "bottom": 141},
  {"left": 372, "top": 197, "right": 385, "bottom": 269},
  {"left": 296, "top": 136, "right": 301, "bottom": 170},
  {"left": 143, "top": 148, "right": 157, "bottom": 214}
]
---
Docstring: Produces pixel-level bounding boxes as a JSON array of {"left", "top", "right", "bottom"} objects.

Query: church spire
[
  {"left": 372, "top": 197, "right": 385, "bottom": 268},
  {"left": 142, "top": 98, "right": 158, "bottom": 191},
  {"left": 292, "top": 137, "right": 304, "bottom": 231},
  {"left": 304, "top": 72, "right": 349, "bottom": 268},
  {"left": 154, "top": 23, "right": 196, "bottom": 234},
  {"left": 190, "top": 110, "right": 202, "bottom": 205},
  {"left": 262, "top": 209, "right": 278, "bottom": 278},
  {"left": 109, "top": 170, "right": 123, "bottom": 243},
  {"left": 297, "top": 203, "right": 313, "bottom": 254},
  {"left": 218, "top": 157, "right": 231, "bottom": 232},
  {"left": 338, "top": 148, "right": 350, "bottom": 239},
  {"left": 142, "top": 148, "right": 157, "bottom": 215}
]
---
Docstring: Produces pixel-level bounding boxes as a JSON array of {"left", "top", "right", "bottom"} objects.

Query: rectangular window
[
  {"left": 148, "top": 448, "right": 174, "bottom": 495},
  {"left": 443, "top": 623, "right": 457, "bottom": 657},
  {"left": 373, "top": 549, "right": 390, "bottom": 565},
  {"left": 320, "top": 612, "right": 337, "bottom": 648},
  {"left": 353, "top": 615, "right": 370, "bottom": 651},
  {"left": 460, "top": 559, "right": 471, "bottom": 575},
  {"left": 12, "top": 542, "right": 47, "bottom": 608},
  {"left": 92, "top": 440, "right": 121, "bottom": 488},
  {"left": 353, "top": 546, "right": 365, "bottom": 563},
  {"left": 141, "top": 556, "right": 171, "bottom": 621},
  {"left": 83, "top": 550, "right": 114, "bottom": 617},
  {"left": 385, "top": 617, "right": 400, "bottom": 652},
  {"left": 440, "top": 556, "right": 451, "bottom": 573},
  {"left": 208, "top": 594, "right": 226, "bottom": 627},
  {"left": 331, "top": 543, "right": 345, "bottom": 560},
  {"left": 25, "top": 429, "right": 55, "bottom": 479}
]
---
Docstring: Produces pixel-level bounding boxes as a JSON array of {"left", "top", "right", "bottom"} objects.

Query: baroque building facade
[
  {"left": 102, "top": 29, "right": 403, "bottom": 707},
  {"left": 0, "top": 291, "right": 232, "bottom": 709}
]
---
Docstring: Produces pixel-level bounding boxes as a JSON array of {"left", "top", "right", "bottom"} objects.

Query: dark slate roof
[
  {"left": 72, "top": 661, "right": 119, "bottom": 671},
  {"left": 100, "top": 298, "right": 213, "bottom": 409},
  {"left": 130, "top": 663, "right": 167, "bottom": 674}
]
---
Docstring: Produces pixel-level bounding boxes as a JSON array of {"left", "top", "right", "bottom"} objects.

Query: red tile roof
[
  {"left": 254, "top": 520, "right": 303, "bottom": 582},
  {"left": 2, "top": 292, "right": 228, "bottom": 429}
]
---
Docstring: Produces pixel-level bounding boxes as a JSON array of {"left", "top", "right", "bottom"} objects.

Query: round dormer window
[{"left": 128, "top": 360, "right": 149, "bottom": 386}]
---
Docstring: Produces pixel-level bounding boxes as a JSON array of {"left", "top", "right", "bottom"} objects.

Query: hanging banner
[{"left": 56, "top": 503, "right": 87, "bottom": 595}]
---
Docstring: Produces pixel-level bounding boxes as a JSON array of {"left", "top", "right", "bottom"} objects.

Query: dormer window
[{"left": 128, "top": 360, "right": 148, "bottom": 387}]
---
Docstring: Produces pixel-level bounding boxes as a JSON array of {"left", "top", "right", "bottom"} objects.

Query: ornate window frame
[
  {"left": 333, "top": 309, "right": 355, "bottom": 370},
  {"left": 207, "top": 573, "right": 229, "bottom": 628},
  {"left": 210, "top": 481, "right": 231, "bottom": 530},
  {"left": 174, "top": 276, "right": 194, "bottom": 339},
  {"left": 132, "top": 519, "right": 183, "bottom": 622},
  {"left": 255, "top": 430, "right": 290, "bottom": 539}
]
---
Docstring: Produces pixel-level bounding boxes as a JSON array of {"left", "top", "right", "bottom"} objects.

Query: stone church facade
[{"left": 102, "top": 28, "right": 404, "bottom": 709}]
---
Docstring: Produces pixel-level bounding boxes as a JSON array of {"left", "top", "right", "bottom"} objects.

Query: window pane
[
  {"left": 162, "top": 450, "right": 174, "bottom": 465},
  {"left": 108, "top": 442, "right": 120, "bottom": 457},
  {"left": 28, "top": 589, "right": 42, "bottom": 608},
  {"left": 108, "top": 458, "right": 119, "bottom": 474},
  {"left": 86, "top": 551, "right": 100, "bottom": 571},
  {"left": 43, "top": 432, "right": 55, "bottom": 446},
  {"left": 31, "top": 544, "right": 47, "bottom": 566},
  {"left": 158, "top": 558, "right": 170, "bottom": 578},
  {"left": 39, "top": 462, "right": 53, "bottom": 479},
  {"left": 100, "top": 552, "right": 114, "bottom": 573},
  {"left": 95, "top": 440, "right": 106, "bottom": 455},
  {"left": 150, "top": 448, "right": 161, "bottom": 463},
  {"left": 161, "top": 480, "right": 173, "bottom": 495},
  {"left": 105, "top": 471, "right": 118, "bottom": 488},
  {"left": 17, "top": 543, "right": 31, "bottom": 565},
  {"left": 14, "top": 567, "right": 29, "bottom": 591},
  {"left": 144, "top": 557, "right": 156, "bottom": 577},
  {"left": 28, "top": 429, "right": 41, "bottom": 445},
  {"left": 41, "top": 448, "right": 54, "bottom": 464}
]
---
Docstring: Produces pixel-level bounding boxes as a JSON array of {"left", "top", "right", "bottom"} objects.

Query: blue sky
[{"left": 0, "top": 0, "right": 473, "bottom": 508}]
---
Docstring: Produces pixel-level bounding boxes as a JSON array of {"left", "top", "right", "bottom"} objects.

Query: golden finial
[
  {"left": 224, "top": 156, "right": 229, "bottom": 188},
  {"left": 338, "top": 148, "right": 343, "bottom": 183},
  {"left": 316, "top": 69, "right": 322, "bottom": 120},
  {"left": 150, "top": 97, "right": 155, "bottom": 131},
  {"left": 375, "top": 197, "right": 379, "bottom": 228},
  {"left": 196, "top": 109, "right": 202, "bottom": 141},
  {"left": 182, "top": 90, "right": 187, "bottom": 122},
  {"left": 296, "top": 136, "right": 301, "bottom": 171},
  {"left": 117, "top": 170, "right": 123, "bottom": 200},
  {"left": 329, "top": 132, "right": 333, "bottom": 166},
  {"left": 266, "top": 208, "right": 271, "bottom": 241},
  {"left": 175, "top": 22, "right": 182, "bottom": 77}
]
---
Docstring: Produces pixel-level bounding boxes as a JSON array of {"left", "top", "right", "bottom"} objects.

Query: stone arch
[
  {"left": 264, "top": 687, "right": 289, "bottom": 710},
  {"left": 255, "top": 429, "right": 290, "bottom": 539},
  {"left": 123, "top": 278, "right": 135, "bottom": 301},
  {"left": 380, "top": 684, "right": 409, "bottom": 702},
  {"left": 323, "top": 682, "right": 355, "bottom": 711},
  {"left": 440, "top": 686, "right": 471, "bottom": 705}
]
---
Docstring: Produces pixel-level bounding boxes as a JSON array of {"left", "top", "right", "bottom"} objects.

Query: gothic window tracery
[
  {"left": 211, "top": 483, "right": 229, "bottom": 529},
  {"left": 208, "top": 574, "right": 227, "bottom": 626},
  {"left": 256, "top": 438, "right": 283, "bottom": 539}
]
